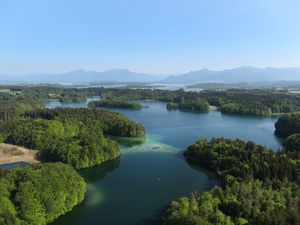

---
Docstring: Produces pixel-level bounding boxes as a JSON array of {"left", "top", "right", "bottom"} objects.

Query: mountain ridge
[
  {"left": 162, "top": 67, "right": 300, "bottom": 83},
  {"left": 1, "top": 67, "right": 300, "bottom": 83}
]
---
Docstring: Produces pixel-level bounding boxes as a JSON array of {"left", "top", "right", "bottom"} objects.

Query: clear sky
[{"left": 1, "top": 0, "right": 300, "bottom": 75}]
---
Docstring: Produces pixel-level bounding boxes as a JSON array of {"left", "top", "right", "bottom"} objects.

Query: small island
[
  {"left": 166, "top": 98, "right": 209, "bottom": 112},
  {"left": 88, "top": 98, "right": 144, "bottom": 110}
]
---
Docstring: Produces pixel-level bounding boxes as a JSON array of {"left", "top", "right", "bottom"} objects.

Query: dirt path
[{"left": 0, "top": 143, "right": 40, "bottom": 165}]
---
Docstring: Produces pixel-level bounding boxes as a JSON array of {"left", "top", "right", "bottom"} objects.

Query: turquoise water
[{"left": 49, "top": 99, "right": 281, "bottom": 225}]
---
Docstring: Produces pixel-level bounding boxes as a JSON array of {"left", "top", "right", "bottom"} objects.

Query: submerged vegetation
[{"left": 164, "top": 138, "right": 300, "bottom": 225}]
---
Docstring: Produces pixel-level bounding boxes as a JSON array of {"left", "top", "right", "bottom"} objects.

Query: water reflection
[{"left": 79, "top": 157, "right": 120, "bottom": 183}]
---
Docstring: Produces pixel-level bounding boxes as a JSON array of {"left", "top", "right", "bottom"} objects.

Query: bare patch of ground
[
  {"left": 209, "top": 105, "right": 220, "bottom": 111},
  {"left": 0, "top": 143, "right": 40, "bottom": 165}
]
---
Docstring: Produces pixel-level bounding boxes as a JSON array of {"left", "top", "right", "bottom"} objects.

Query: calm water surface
[
  {"left": 49, "top": 99, "right": 281, "bottom": 225},
  {"left": 0, "top": 161, "right": 29, "bottom": 169}
]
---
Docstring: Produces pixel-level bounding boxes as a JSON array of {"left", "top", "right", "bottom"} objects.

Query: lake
[
  {"left": 0, "top": 161, "right": 29, "bottom": 169},
  {"left": 48, "top": 99, "right": 281, "bottom": 225}
]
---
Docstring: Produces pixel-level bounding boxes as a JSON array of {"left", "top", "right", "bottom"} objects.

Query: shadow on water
[
  {"left": 110, "top": 135, "right": 146, "bottom": 147},
  {"left": 134, "top": 208, "right": 165, "bottom": 225},
  {"left": 174, "top": 150, "right": 219, "bottom": 182},
  {"left": 0, "top": 161, "right": 29, "bottom": 169},
  {"left": 187, "top": 161, "right": 220, "bottom": 185},
  {"left": 79, "top": 157, "right": 120, "bottom": 183}
]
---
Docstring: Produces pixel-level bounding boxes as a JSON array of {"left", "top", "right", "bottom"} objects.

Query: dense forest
[
  {"left": 0, "top": 163, "right": 86, "bottom": 225},
  {"left": 0, "top": 85, "right": 103, "bottom": 103},
  {"left": 166, "top": 98, "right": 209, "bottom": 112},
  {"left": 284, "top": 133, "right": 300, "bottom": 160},
  {"left": 164, "top": 138, "right": 300, "bottom": 225},
  {"left": 0, "top": 101, "right": 44, "bottom": 121},
  {"left": 1, "top": 85, "right": 300, "bottom": 116},
  {"left": 275, "top": 113, "right": 300, "bottom": 137},
  {"left": 0, "top": 108, "right": 145, "bottom": 169},
  {"left": 274, "top": 113, "right": 300, "bottom": 160},
  {"left": 88, "top": 98, "right": 144, "bottom": 109},
  {"left": 100, "top": 88, "right": 300, "bottom": 116}
]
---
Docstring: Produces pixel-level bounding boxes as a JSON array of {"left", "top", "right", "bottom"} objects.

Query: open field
[{"left": 0, "top": 143, "right": 39, "bottom": 165}]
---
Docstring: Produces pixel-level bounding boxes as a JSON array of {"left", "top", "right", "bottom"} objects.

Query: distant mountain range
[
  {"left": 162, "top": 67, "right": 300, "bottom": 83},
  {"left": 1, "top": 67, "right": 300, "bottom": 84},
  {"left": 0, "top": 69, "right": 167, "bottom": 83}
]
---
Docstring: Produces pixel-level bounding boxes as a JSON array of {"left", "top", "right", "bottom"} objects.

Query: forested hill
[
  {"left": 0, "top": 163, "right": 86, "bottom": 225},
  {"left": 275, "top": 113, "right": 300, "bottom": 137},
  {"left": 0, "top": 108, "right": 145, "bottom": 169},
  {"left": 275, "top": 113, "right": 300, "bottom": 159},
  {"left": 25, "top": 108, "right": 145, "bottom": 137},
  {"left": 164, "top": 138, "right": 300, "bottom": 225},
  {"left": 163, "top": 67, "right": 300, "bottom": 83}
]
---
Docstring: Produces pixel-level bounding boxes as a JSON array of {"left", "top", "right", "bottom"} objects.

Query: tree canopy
[
  {"left": 275, "top": 113, "right": 300, "bottom": 137},
  {"left": 164, "top": 138, "right": 300, "bottom": 225},
  {"left": 0, "top": 108, "right": 145, "bottom": 169},
  {"left": 0, "top": 163, "right": 86, "bottom": 225}
]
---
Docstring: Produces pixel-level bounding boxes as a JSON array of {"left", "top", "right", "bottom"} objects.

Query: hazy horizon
[
  {"left": 2, "top": 65, "right": 300, "bottom": 78},
  {"left": 1, "top": 0, "right": 300, "bottom": 75}
]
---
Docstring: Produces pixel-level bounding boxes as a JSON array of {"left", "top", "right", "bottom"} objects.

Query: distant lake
[{"left": 48, "top": 99, "right": 281, "bottom": 225}]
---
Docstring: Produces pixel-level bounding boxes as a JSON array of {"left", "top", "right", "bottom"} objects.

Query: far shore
[
  {"left": 0, "top": 143, "right": 40, "bottom": 165},
  {"left": 209, "top": 105, "right": 220, "bottom": 111}
]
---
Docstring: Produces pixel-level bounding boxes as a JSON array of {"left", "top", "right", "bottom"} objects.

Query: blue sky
[{"left": 1, "top": 0, "right": 300, "bottom": 75}]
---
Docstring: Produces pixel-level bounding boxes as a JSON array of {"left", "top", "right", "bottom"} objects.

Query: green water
[{"left": 48, "top": 100, "right": 281, "bottom": 225}]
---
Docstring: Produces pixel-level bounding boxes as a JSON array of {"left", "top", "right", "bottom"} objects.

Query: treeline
[
  {"left": 275, "top": 113, "right": 300, "bottom": 137},
  {"left": 165, "top": 179, "right": 300, "bottom": 225},
  {"left": 1, "top": 85, "right": 300, "bottom": 116},
  {"left": 88, "top": 98, "right": 144, "bottom": 110},
  {"left": 101, "top": 88, "right": 300, "bottom": 116},
  {"left": 0, "top": 85, "right": 105, "bottom": 121},
  {"left": 200, "top": 89, "right": 300, "bottom": 115},
  {"left": 164, "top": 138, "right": 300, "bottom": 225},
  {"left": 0, "top": 108, "right": 145, "bottom": 168},
  {"left": 0, "top": 163, "right": 86, "bottom": 225},
  {"left": 221, "top": 102, "right": 272, "bottom": 116},
  {"left": 0, "top": 85, "right": 104, "bottom": 102},
  {"left": 275, "top": 113, "right": 300, "bottom": 160},
  {"left": 167, "top": 98, "right": 209, "bottom": 112},
  {"left": 0, "top": 101, "right": 44, "bottom": 121},
  {"left": 26, "top": 108, "right": 145, "bottom": 137},
  {"left": 185, "top": 138, "right": 298, "bottom": 182}
]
